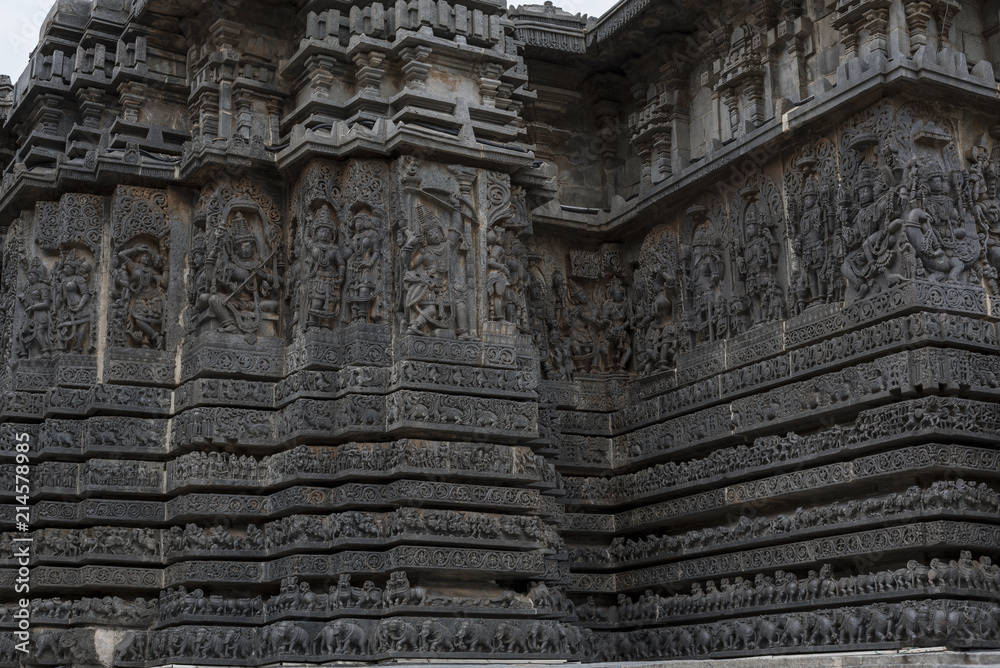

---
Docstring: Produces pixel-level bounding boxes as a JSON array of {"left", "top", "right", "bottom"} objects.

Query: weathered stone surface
[{"left": 0, "top": 0, "right": 998, "bottom": 666}]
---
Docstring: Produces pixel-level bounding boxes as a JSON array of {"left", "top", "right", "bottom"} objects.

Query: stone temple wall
[{"left": 0, "top": 0, "right": 996, "bottom": 665}]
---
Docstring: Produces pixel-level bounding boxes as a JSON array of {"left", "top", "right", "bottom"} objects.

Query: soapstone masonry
[{"left": 0, "top": 0, "right": 998, "bottom": 665}]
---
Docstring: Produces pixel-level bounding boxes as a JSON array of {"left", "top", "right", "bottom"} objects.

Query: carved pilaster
[
  {"left": 903, "top": 0, "right": 934, "bottom": 53},
  {"left": 833, "top": 0, "right": 891, "bottom": 60},
  {"left": 400, "top": 46, "right": 433, "bottom": 89},
  {"left": 352, "top": 50, "right": 386, "bottom": 92}
]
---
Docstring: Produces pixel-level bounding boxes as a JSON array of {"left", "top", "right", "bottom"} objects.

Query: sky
[{"left": 0, "top": 0, "right": 619, "bottom": 81}]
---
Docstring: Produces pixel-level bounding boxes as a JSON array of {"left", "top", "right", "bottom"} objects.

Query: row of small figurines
[
  {"left": 568, "top": 479, "right": 998, "bottom": 566},
  {"left": 576, "top": 552, "right": 1000, "bottom": 624}
]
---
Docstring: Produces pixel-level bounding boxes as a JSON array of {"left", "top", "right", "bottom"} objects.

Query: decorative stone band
[
  {"left": 27, "top": 480, "right": 545, "bottom": 528},
  {"left": 564, "top": 444, "right": 1000, "bottom": 536},
  {"left": 630, "top": 284, "right": 996, "bottom": 404},
  {"left": 566, "top": 521, "right": 1000, "bottom": 594},
  {"left": 1, "top": 508, "right": 553, "bottom": 567},
  {"left": 564, "top": 396, "right": 1000, "bottom": 505},
  {"left": 558, "top": 347, "right": 1000, "bottom": 472},
  {"left": 112, "top": 616, "right": 584, "bottom": 666},
  {"left": 161, "top": 547, "right": 548, "bottom": 588},
  {"left": 561, "top": 310, "right": 1000, "bottom": 454},
  {"left": 579, "top": 554, "right": 1000, "bottom": 629},
  {"left": 569, "top": 488, "right": 1000, "bottom": 571},
  {"left": 588, "top": 599, "right": 1000, "bottom": 660}
]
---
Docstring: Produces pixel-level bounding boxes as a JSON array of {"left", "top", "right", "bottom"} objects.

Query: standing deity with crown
[
  {"left": 345, "top": 204, "right": 383, "bottom": 324},
  {"left": 735, "top": 195, "right": 780, "bottom": 325},
  {"left": 402, "top": 202, "right": 470, "bottom": 338},
  {"left": 792, "top": 176, "right": 831, "bottom": 305},
  {"left": 900, "top": 157, "right": 978, "bottom": 283},
  {"left": 598, "top": 276, "right": 632, "bottom": 372},
  {"left": 684, "top": 223, "right": 724, "bottom": 343},
  {"left": 304, "top": 204, "right": 345, "bottom": 329},
  {"left": 201, "top": 209, "right": 281, "bottom": 335}
]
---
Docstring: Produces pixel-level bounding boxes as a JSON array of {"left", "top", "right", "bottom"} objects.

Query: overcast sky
[{"left": 0, "top": 0, "right": 618, "bottom": 81}]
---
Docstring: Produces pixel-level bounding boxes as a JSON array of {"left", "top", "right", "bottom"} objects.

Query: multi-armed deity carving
[
  {"left": 969, "top": 138, "right": 1000, "bottom": 291},
  {"left": 397, "top": 158, "right": 476, "bottom": 340},
  {"left": 14, "top": 194, "right": 103, "bottom": 361},
  {"left": 52, "top": 248, "right": 96, "bottom": 354},
  {"left": 838, "top": 160, "right": 902, "bottom": 299},
  {"left": 109, "top": 188, "right": 170, "bottom": 350},
  {"left": 732, "top": 183, "right": 783, "bottom": 325},
  {"left": 187, "top": 180, "right": 283, "bottom": 337},
  {"left": 634, "top": 226, "right": 679, "bottom": 374},
  {"left": 287, "top": 160, "right": 389, "bottom": 336},
  {"left": 344, "top": 201, "right": 385, "bottom": 324},
  {"left": 303, "top": 202, "right": 346, "bottom": 329},
  {"left": 679, "top": 205, "right": 726, "bottom": 346},
  {"left": 837, "top": 102, "right": 997, "bottom": 299},
  {"left": 786, "top": 141, "right": 839, "bottom": 313},
  {"left": 537, "top": 244, "right": 634, "bottom": 376}
]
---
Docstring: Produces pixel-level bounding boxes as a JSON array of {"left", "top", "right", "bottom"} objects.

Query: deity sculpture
[
  {"left": 735, "top": 199, "right": 780, "bottom": 324},
  {"left": 113, "top": 242, "right": 168, "bottom": 349},
  {"left": 344, "top": 205, "right": 383, "bottom": 323},
  {"left": 402, "top": 202, "right": 470, "bottom": 338},
  {"left": 199, "top": 210, "right": 280, "bottom": 335},
  {"left": 792, "top": 177, "right": 831, "bottom": 305},
  {"left": 15, "top": 260, "right": 52, "bottom": 358},
  {"left": 683, "top": 224, "right": 723, "bottom": 343},
  {"left": 970, "top": 144, "right": 1000, "bottom": 290},
  {"left": 53, "top": 249, "right": 94, "bottom": 354},
  {"left": 901, "top": 158, "right": 978, "bottom": 283},
  {"left": 842, "top": 218, "right": 907, "bottom": 297},
  {"left": 636, "top": 243, "right": 678, "bottom": 374},
  {"left": 598, "top": 277, "right": 632, "bottom": 372},
  {"left": 567, "top": 281, "right": 599, "bottom": 372},
  {"left": 304, "top": 204, "right": 345, "bottom": 329},
  {"left": 485, "top": 227, "right": 510, "bottom": 322},
  {"left": 543, "top": 323, "right": 574, "bottom": 381}
]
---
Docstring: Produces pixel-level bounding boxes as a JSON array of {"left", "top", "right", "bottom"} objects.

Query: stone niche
[{"left": 0, "top": 0, "right": 997, "bottom": 666}]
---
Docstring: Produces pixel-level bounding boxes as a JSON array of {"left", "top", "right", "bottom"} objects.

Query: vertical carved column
[
  {"left": 477, "top": 63, "right": 505, "bottom": 107},
  {"left": 904, "top": 0, "right": 934, "bottom": 53},
  {"left": 833, "top": 0, "right": 891, "bottom": 61},
  {"left": 119, "top": 82, "right": 145, "bottom": 123},
  {"left": 863, "top": 7, "right": 891, "bottom": 56},
  {"left": 303, "top": 54, "right": 337, "bottom": 99},
  {"left": 352, "top": 50, "right": 386, "bottom": 93},
  {"left": 400, "top": 46, "right": 433, "bottom": 89},
  {"left": 932, "top": 1, "right": 961, "bottom": 49}
]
